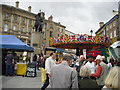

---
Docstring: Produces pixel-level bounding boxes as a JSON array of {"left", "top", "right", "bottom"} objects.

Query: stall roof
[
  {"left": 0, "top": 35, "right": 34, "bottom": 51},
  {"left": 110, "top": 41, "right": 120, "bottom": 48},
  {"left": 45, "top": 47, "right": 64, "bottom": 52}
]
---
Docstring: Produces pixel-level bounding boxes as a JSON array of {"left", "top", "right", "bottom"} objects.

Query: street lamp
[{"left": 90, "top": 30, "right": 93, "bottom": 36}]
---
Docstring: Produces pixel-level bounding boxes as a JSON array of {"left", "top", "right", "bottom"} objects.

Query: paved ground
[{"left": 2, "top": 70, "right": 43, "bottom": 89}]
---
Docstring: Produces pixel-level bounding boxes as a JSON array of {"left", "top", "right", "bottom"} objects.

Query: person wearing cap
[
  {"left": 91, "top": 55, "right": 102, "bottom": 78},
  {"left": 49, "top": 54, "right": 78, "bottom": 88},
  {"left": 92, "top": 55, "right": 109, "bottom": 89}
]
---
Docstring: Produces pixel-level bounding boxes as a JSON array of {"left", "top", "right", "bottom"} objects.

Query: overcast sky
[{"left": 1, "top": 0, "right": 119, "bottom": 35}]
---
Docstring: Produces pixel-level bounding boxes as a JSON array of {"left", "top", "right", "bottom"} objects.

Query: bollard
[{"left": 41, "top": 68, "right": 46, "bottom": 83}]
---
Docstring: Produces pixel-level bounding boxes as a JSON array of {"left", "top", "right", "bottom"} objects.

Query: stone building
[
  {"left": 0, "top": 1, "right": 66, "bottom": 55},
  {"left": 0, "top": 1, "right": 35, "bottom": 46},
  {"left": 95, "top": 14, "right": 119, "bottom": 44}
]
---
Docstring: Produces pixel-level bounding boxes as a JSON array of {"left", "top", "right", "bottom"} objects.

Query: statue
[{"left": 34, "top": 10, "right": 44, "bottom": 32}]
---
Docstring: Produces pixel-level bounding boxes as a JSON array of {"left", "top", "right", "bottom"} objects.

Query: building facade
[
  {"left": 0, "top": 2, "right": 66, "bottom": 55},
  {"left": 0, "top": 2, "right": 35, "bottom": 46},
  {"left": 95, "top": 14, "right": 119, "bottom": 44}
]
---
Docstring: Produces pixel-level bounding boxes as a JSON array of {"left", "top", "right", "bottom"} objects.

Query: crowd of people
[
  {"left": 41, "top": 53, "right": 120, "bottom": 90},
  {"left": 4, "top": 51, "right": 120, "bottom": 90}
]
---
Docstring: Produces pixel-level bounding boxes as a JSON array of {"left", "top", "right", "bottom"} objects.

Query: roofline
[
  {"left": 95, "top": 14, "right": 119, "bottom": 34},
  {"left": 0, "top": 4, "right": 36, "bottom": 16},
  {"left": 45, "top": 20, "right": 66, "bottom": 28},
  {"left": 65, "top": 29, "right": 75, "bottom": 34},
  {"left": 1, "top": 4, "right": 66, "bottom": 28}
]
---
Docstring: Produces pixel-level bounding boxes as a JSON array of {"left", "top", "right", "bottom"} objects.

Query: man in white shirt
[
  {"left": 85, "top": 56, "right": 96, "bottom": 74},
  {"left": 41, "top": 53, "right": 56, "bottom": 90}
]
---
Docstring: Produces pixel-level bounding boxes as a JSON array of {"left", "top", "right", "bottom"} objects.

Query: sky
[{"left": 0, "top": 0, "right": 119, "bottom": 35}]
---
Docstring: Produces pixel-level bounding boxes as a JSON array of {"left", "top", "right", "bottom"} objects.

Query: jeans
[
  {"left": 41, "top": 74, "right": 49, "bottom": 90},
  {"left": 6, "top": 63, "right": 14, "bottom": 76}
]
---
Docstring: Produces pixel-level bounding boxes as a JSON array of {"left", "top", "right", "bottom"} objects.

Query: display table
[{"left": 16, "top": 63, "right": 27, "bottom": 76}]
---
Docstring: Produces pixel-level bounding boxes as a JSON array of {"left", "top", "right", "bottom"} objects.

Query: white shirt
[
  {"left": 45, "top": 57, "right": 56, "bottom": 74},
  {"left": 85, "top": 61, "right": 96, "bottom": 74}
]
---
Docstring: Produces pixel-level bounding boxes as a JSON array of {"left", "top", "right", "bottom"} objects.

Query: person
[
  {"left": 102, "top": 66, "right": 120, "bottom": 90},
  {"left": 50, "top": 54, "right": 78, "bottom": 88},
  {"left": 101, "top": 56, "right": 108, "bottom": 64},
  {"left": 33, "top": 54, "right": 37, "bottom": 63},
  {"left": 107, "top": 57, "right": 114, "bottom": 71},
  {"left": 91, "top": 55, "right": 102, "bottom": 79},
  {"left": 41, "top": 53, "right": 56, "bottom": 90},
  {"left": 94, "top": 55, "right": 109, "bottom": 89},
  {"left": 74, "top": 55, "right": 86, "bottom": 79},
  {"left": 5, "top": 51, "right": 14, "bottom": 76},
  {"left": 85, "top": 56, "right": 96, "bottom": 74},
  {"left": 78, "top": 65, "right": 99, "bottom": 89}
]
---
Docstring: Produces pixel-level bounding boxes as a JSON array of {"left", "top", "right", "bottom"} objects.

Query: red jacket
[{"left": 91, "top": 65, "right": 102, "bottom": 77}]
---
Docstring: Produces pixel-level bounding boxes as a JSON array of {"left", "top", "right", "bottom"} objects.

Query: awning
[
  {"left": 108, "top": 41, "right": 120, "bottom": 60},
  {"left": 0, "top": 35, "right": 34, "bottom": 52},
  {"left": 110, "top": 41, "right": 120, "bottom": 48},
  {"left": 56, "top": 48, "right": 65, "bottom": 52},
  {"left": 45, "top": 47, "right": 64, "bottom": 52}
]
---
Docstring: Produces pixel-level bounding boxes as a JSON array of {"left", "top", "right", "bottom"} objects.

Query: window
[
  {"left": 62, "top": 29, "right": 64, "bottom": 32},
  {"left": 21, "top": 27, "right": 24, "bottom": 32},
  {"left": 113, "top": 21, "right": 116, "bottom": 27},
  {"left": 4, "top": 24, "right": 8, "bottom": 32},
  {"left": 106, "top": 26, "right": 109, "bottom": 31},
  {"left": 33, "top": 43, "right": 38, "bottom": 47},
  {"left": 22, "top": 17, "right": 25, "bottom": 23},
  {"left": 13, "top": 14, "right": 17, "bottom": 21},
  {"left": 57, "top": 28, "right": 60, "bottom": 31},
  {"left": 110, "top": 32, "right": 112, "bottom": 38},
  {"left": 5, "top": 13, "right": 10, "bottom": 19},
  {"left": 50, "top": 31, "right": 53, "bottom": 37},
  {"left": 28, "top": 29, "right": 31, "bottom": 34},
  {"left": 29, "top": 19, "right": 32, "bottom": 25},
  {"left": 110, "top": 24, "right": 112, "bottom": 29},
  {"left": 50, "top": 24, "right": 53, "bottom": 29},
  {"left": 103, "top": 29, "right": 106, "bottom": 36},
  {"left": 114, "top": 30, "right": 116, "bottom": 37},
  {"left": 13, "top": 25, "right": 17, "bottom": 31}
]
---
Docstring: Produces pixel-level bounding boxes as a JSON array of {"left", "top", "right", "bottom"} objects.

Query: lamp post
[{"left": 90, "top": 30, "right": 93, "bottom": 36}]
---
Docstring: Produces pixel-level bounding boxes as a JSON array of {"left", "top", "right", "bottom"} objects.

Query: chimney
[
  {"left": 48, "top": 15, "right": 53, "bottom": 21},
  {"left": 99, "top": 22, "right": 104, "bottom": 27},
  {"left": 28, "top": 6, "right": 31, "bottom": 12},
  {"left": 16, "top": 1, "right": 19, "bottom": 8}
]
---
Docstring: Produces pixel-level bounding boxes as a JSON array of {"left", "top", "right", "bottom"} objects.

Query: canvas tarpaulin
[{"left": 0, "top": 35, "right": 34, "bottom": 51}]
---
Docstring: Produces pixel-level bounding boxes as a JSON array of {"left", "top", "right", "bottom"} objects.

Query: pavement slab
[{"left": 2, "top": 70, "right": 43, "bottom": 89}]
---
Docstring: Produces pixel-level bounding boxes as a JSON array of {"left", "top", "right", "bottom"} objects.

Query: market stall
[{"left": 0, "top": 35, "right": 34, "bottom": 75}]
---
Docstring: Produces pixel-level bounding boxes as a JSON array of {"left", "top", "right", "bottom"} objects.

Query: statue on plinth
[{"left": 34, "top": 10, "right": 44, "bottom": 32}]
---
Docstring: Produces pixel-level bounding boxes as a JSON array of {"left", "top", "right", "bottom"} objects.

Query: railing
[{"left": 50, "top": 34, "right": 111, "bottom": 46}]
